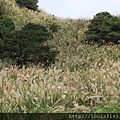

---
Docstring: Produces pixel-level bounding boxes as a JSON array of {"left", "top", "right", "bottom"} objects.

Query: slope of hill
[
  {"left": 0, "top": 0, "right": 60, "bottom": 29},
  {"left": 0, "top": 0, "right": 120, "bottom": 113}
]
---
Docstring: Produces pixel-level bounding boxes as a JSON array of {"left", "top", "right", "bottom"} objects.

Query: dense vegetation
[
  {"left": 0, "top": 18, "right": 58, "bottom": 68},
  {"left": 15, "top": 0, "right": 38, "bottom": 11},
  {"left": 85, "top": 12, "right": 120, "bottom": 45},
  {"left": 0, "top": 0, "right": 120, "bottom": 114}
]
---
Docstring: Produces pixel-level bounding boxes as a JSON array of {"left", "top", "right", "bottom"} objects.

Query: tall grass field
[{"left": 0, "top": 0, "right": 120, "bottom": 113}]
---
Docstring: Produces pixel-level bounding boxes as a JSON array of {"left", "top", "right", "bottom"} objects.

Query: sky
[{"left": 38, "top": 0, "right": 120, "bottom": 19}]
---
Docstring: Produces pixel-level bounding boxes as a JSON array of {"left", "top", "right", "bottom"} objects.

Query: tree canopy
[
  {"left": 15, "top": 0, "right": 39, "bottom": 11},
  {"left": 85, "top": 11, "right": 120, "bottom": 45}
]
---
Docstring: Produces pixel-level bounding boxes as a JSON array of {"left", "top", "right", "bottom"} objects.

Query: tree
[
  {"left": 15, "top": 0, "right": 38, "bottom": 11},
  {"left": 0, "top": 23, "right": 59, "bottom": 68},
  {"left": 85, "top": 11, "right": 120, "bottom": 45}
]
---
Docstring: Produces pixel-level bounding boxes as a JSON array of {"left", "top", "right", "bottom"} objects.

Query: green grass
[{"left": 96, "top": 100, "right": 120, "bottom": 113}]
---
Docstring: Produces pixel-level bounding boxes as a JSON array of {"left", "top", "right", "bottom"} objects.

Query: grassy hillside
[{"left": 0, "top": 0, "right": 120, "bottom": 113}]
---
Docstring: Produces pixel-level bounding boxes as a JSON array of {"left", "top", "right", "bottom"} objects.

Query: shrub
[
  {"left": 47, "top": 22, "right": 61, "bottom": 33},
  {"left": 15, "top": 0, "right": 38, "bottom": 11},
  {"left": 0, "top": 23, "right": 59, "bottom": 68},
  {"left": 85, "top": 11, "right": 120, "bottom": 45}
]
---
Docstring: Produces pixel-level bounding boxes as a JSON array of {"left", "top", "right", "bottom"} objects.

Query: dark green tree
[
  {"left": 107, "top": 16, "right": 120, "bottom": 44},
  {"left": 15, "top": 0, "right": 38, "bottom": 11},
  {"left": 0, "top": 23, "right": 58, "bottom": 68},
  {"left": 85, "top": 11, "right": 120, "bottom": 45}
]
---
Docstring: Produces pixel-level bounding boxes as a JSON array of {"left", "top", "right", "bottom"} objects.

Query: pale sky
[{"left": 38, "top": 0, "right": 120, "bottom": 19}]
